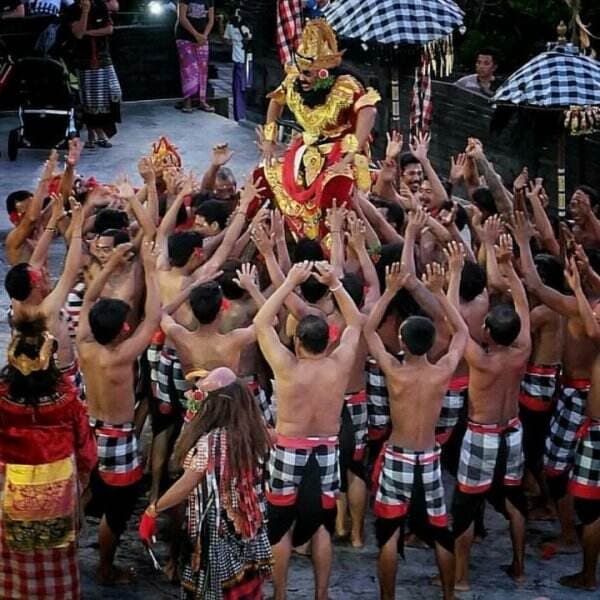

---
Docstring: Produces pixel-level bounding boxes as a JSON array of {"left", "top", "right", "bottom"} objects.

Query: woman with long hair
[
  {"left": 0, "top": 318, "right": 97, "bottom": 599},
  {"left": 139, "top": 368, "right": 272, "bottom": 599}
]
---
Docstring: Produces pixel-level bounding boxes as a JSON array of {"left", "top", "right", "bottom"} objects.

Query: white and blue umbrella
[{"left": 492, "top": 41, "right": 600, "bottom": 216}]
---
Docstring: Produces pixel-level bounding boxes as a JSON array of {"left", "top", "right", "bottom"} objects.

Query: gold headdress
[
  {"left": 295, "top": 19, "right": 344, "bottom": 71},
  {"left": 150, "top": 136, "right": 182, "bottom": 176},
  {"left": 8, "top": 330, "right": 56, "bottom": 376}
]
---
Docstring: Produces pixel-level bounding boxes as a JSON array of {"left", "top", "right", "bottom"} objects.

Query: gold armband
[
  {"left": 263, "top": 122, "right": 279, "bottom": 143},
  {"left": 341, "top": 133, "right": 359, "bottom": 154}
]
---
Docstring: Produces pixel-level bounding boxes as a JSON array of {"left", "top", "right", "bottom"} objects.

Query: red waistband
[
  {"left": 519, "top": 393, "right": 554, "bottom": 412},
  {"left": 275, "top": 433, "right": 338, "bottom": 449},
  {"left": 468, "top": 417, "right": 520, "bottom": 434},
  {"left": 90, "top": 418, "right": 135, "bottom": 438},
  {"left": 561, "top": 377, "right": 591, "bottom": 390},
  {"left": 448, "top": 375, "right": 469, "bottom": 391},
  {"left": 576, "top": 417, "right": 600, "bottom": 440},
  {"left": 345, "top": 389, "right": 367, "bottom": 404},
  {"left": 526, "top": 363, "right": 560, "bottom": 376}
]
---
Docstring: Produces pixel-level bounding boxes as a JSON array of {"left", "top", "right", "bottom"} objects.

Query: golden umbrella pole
[
  {"left": 391, "top": 46, "right": 401, "bottom": 130},
  {"left": 557, "top": 127, "right": 566, "bottom": 219}
]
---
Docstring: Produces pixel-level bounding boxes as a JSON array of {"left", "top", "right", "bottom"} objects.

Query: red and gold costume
[{"left": 258, "top": 20, "right": 380, "bottom": 240}]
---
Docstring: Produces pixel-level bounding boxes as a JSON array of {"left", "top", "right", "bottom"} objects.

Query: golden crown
[
  {"left": 150, "top": 136, "right": 182, "bottom": 174},
  {"left": 295, "top": 19, "right": 344, "bottom": 71},
  {"left": 8, "top": 331, "right": 55, "bottom": 376}
]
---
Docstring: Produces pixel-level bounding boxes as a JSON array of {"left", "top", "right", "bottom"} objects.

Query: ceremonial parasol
[
  {"left": 324, "top": 0, "right": 465, "bottom": 132},
  {"left": 492, "top": 23, "right": 600, "bottom": 217}
]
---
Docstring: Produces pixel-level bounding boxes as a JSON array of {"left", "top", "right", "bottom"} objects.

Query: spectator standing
[
  {"left": 224, "top": 8, "right": 252, "bottom": 122},
  {"left": 455, "top": 48, "right": 500, "bottom": 97},
  {"left": 175, "top": 0, "right": 215, "bottom": 113},
  {"left": 64, "top": 0, "right": 121, "bottom": 148}
]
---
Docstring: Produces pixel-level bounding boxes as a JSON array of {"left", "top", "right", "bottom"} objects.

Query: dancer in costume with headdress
[
  {"left": 256, "top": 19, "right": 380, "bottom": 241},
  {"left": 0, "top": 318, "right": 97, "bottom": 599}
]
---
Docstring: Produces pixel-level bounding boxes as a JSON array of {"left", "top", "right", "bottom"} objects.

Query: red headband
[
  {"left": 9, "top": 211, "right": 20, "bottom": 226},
  {"left": 28, "top": 268, "right": 43, "bottom": 286},
  {"left": 221, "top": 298, "right": 231, "bottom": 312}
]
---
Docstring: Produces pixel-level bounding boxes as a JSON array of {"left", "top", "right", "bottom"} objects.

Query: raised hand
[
  {"left": 48, "top": 192, "right": 66, "bottom": 225},
  {"left": 444, "top": 241, "right": 465, "bottom": 274},
  {"left": 347, "top": 215, "right": 366, "bottom": 251},
  {"left": 108, "top": 242, "right": 134, "bottom": 268},
  {"left": 211, "top": 143, "right": 234, "bottom": 167},
  {"left": 270, "top": 209, "right": 285, "bottom": 240},
  {"left": 439, "top": 201, "right": 458, "bottom": 227},
  {"left": 423, "top": 262, "right": 446, "bottom": 294},
  {"left": 385, "top": 262, "right": 410, "bottom": 292},
  {"left": 509, "top": 210, "right": 534, "bottom": 245},
  {"left": 233, "top": 263, "right": 258, "bottom": 291},
  {"left": 326, "top": 199, "right": 346, "bottom": 233},
  {"left": 406, "top": 207, "right": 428, "bottom": 236},
  {"left": 66, "top": 137, "right": 82, "bottom": 167},
  {"left": 449, "top": 153, "right": 467, "bottom": 185},
  {"left": 116, "top": 174, "right": 135, "bottom": 199},
  {"left": 513, "top": 166, "right": 529, "bottom": 192},
  {"left": 385, "top": 130, "right": 403, "bottom": 160},
  {"left": 564, "top": 255, "right": 582, "bottom": 292},
  {"left": 250, "top": 222, "right": 274, "bottom": 255},
  {"left": 138, "top": 156, "right": 155, "bottom": 182},
  {"left": 494, "top": 233, "right": 514, "bottom": 265},
  {"left": 409, "top": 132, "right": 431, "bottom": 163},
  {"left": 239, "top": 175, "right": 266, "bottom": 209},
  {"left": 480, "top": 214, "right": 503, "bottom": 245},
  {"left": 68, "top": 196, "right": 83, "bottom": 229},
  {"left": 285, "top": 260, "right": 313, "bottom": 286},
  {"left": 377, "top": 159, "right": 397, "bottom": 185},
  {"left": 465, "top": 137, "right": 484, "bottom": 160},
  {"left": 313, "top": 261, "right": 338, "bottom": 288}
]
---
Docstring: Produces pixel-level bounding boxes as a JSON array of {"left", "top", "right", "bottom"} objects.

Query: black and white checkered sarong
[
  {"left": 267, "top": 435, "right": 339, "bottom": 509},
  {"left": 156, "top": 346, "right": 189, "bottom": 407},
  {"left": 544, "top": 380, "right": 589, "bottom": 476},
  {"left": 373, "top": 443, "right": 447, "bottom": 526},
  {"left": 568, "top": 419, "right": 600, "bottom": 500},
  {"left": 457, "top": 417, "right": 524, "bottom": 494}
]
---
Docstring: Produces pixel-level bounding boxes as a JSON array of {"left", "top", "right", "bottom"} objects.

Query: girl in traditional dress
[
  {"left": 140, "top": 368, "right": 272, "bottom": 599},
  {"left": 0, "top": 318, "right": 97, "bottom": 600}
]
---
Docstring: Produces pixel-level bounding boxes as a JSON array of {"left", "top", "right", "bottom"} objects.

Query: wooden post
[
  {"left": 557, "top": 127, "right": 566, "bottom": 219},
  {"left": 391, "top": 47, "right": 400, "bottom": 131}
]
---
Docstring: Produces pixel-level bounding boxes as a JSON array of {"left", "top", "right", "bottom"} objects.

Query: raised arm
[
  {"left": 444, "top": 241, "right": 465, "bottom": 308},
  {"left": 511, "top": 210, "right": 579, "bottom": 318},
  {"left": 495, "top": 234, "right": 531, "bottom": 349},
  {"left": 327, "top": 201, "right": 346, "bottom": 278},
  {"left": 119, "top": 241, "right": 162, "bottom": 361},
  {"left": 347, "top": 215, "right": 381, "bottom": 311},
  {"left": 77, "top": 242, "right": 133, "bottom": 342},
  {"left": 30, "top": 193, "right": 65, "bottom": 269},
  {"left": 138, "top": 156, "right": 159, "bottom": 226},
  {"left": 118, "top": 177, "right": 157, "bottom": 239},
  {"left": 200, "top": 144, "right": 233, "bottom": 193},
  {"left": 254, "top": 263, "right": 313, "bottom": 372},
  {"left": 525, "top": 180, "right": 560, "bottom": 257},
  {"left": 564, "top": 256, "right": 600, "bottom": 342},
  {"left": 70, "top": 0, "right": 91, "bottom": 39},
  {"left": 410, "top": 133, "right": 448, "bottom": 208},
  {"left": 45, "top": 199, "right": 84, "bottom": 312},
  {"left": 423, "top": 261, "right": 468, "bottom": 371},
  {"left": 363, "top": 263, "right": 407, "bottom": 372},
  {"left": 59, "top": 138, "right": 82, "bottom": 202}
]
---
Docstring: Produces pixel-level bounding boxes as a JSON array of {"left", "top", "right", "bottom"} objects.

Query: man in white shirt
[{"left": 455, "top": 48, "right": 499, "bottom": 98}]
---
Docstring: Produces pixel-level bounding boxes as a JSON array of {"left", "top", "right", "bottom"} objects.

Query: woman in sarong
[
  {"left": 140, "top": 368, "right": 272, "bottom": 599},
  {"left": 65, "top": 0, "right": 121, "bottom": 148},
  {"left": 0, "top": 318, "right": 97, "bottom": 600}
]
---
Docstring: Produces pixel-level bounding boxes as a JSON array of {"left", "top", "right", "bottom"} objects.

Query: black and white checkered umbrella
[
  {"left": 323, "top": 0, "right": 464, "bottom": 46},
  {"left": 493, "top": 44, "right": 600, "bottom": 109}
]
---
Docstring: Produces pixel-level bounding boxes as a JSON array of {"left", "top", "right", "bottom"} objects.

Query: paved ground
[{"left": 0, "top": 101, "right": 598, "bottom": 599}]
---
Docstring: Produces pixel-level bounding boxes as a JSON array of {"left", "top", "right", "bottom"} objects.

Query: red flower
[{"left": 318, "top": 68, "right": 329, "bottom": 80}]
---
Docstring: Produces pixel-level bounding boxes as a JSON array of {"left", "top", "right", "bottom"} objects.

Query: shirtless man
[
  {"left": 453, "top": 235, "right": 531, "bottom": 591},
  {"left": 514, "top": 211, "right": 597, "bottom": 551},
  {"left": 561, "top": 258, "right": 600, "bottom": 591},
  {"left": 254, "top": 261, "right": 362, "bottom": 600},
  {"left": 5, "top": 151, "right": 57, "bottom": 265},
  {"left": 364, "top": 260, "right": 467, "bottom": 600},
  {"left": 517, "top": 250, "right": 565, "bottom": 514},
  {"left": 77, "top": 240, "right": 161, "bottom": 585},
  {"left": 6, "top": 196, "right": 84, "bottom": 396}
]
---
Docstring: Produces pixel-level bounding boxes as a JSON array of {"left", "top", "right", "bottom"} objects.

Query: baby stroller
[{"left": 7, "top": 57, "right": 78, "bottom": 161}]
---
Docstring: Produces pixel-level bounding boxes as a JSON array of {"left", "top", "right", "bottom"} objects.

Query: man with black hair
[
  {"left": 455, "top": 48, "right": 499, "bottom": 97},
  {"left": 513, "top": 211, "right": 597, "bottom": 552},
  {"left": 560, "top": 258, "right": 600, "bottom": 592},
  {"left": 364, "top": 259, "right": 467, "bottom": 600},
  {"left": 198, "top": 143, "right": 239, "bottom": 205},
  {"left": 453, "top": 235, "right": 531, "bottom": 591},
  {"left": 194, "top": 199, "right": 232, "bottom": 236},
  {"left": 77, "top": 240, "right": 161, "bottom": 585},
  {"left": 570, "top": 185, "right": 600, "bottom": 250},
  {"left": 253, "top": 260, "right": 362, "bottom": 600},
  {"left": 7, "top": 196, "right": 85, "bottom": 397},
  {"left": 515, "top": 250, "right": 566, "bottom": 517}
]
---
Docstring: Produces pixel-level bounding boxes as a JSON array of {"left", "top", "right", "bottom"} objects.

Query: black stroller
[{"left": 7, "top": 57, "right": 78, "bottom": 161}]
